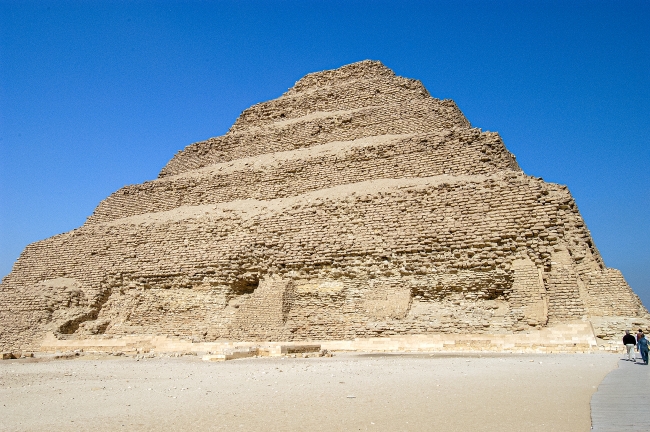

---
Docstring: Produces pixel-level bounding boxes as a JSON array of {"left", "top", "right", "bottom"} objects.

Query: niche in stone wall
[
  {"left": 404, "top": 272, "right": 516, "bottom": 331},
  {"left": 227, "top": 272, "right": 260, "bottom": 310},
  {"left": 409, "top": 270, "right": 513, "bottom": 302},
  {"left": 38, "top": 277, "right": 110, "bottom": 336},
  {"left": 231, "top": 273, "right": 260, "bottom": 294},
  {"left": 362, "top": 282, "right": 412, "bottom": 319}
]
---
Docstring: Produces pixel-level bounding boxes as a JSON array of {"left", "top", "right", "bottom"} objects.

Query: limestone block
[{"left": 279, "top": 344, "right": 321, "bottom": 354}]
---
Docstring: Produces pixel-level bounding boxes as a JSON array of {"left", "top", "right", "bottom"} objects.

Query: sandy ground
[{"left": 0, "top": 352, "right": 618, "bottom": 432}]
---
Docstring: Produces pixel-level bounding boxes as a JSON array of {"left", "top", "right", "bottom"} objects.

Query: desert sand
[{"left": 0, "top": 352, "right": 618, "bottom": 431}]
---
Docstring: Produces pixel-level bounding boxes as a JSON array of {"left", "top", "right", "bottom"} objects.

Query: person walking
[
  {"left": 623, "top": 330, "right": 636, "bottom": 361},
  {"left": 637, "top": 332, "right": 649, "bottom": 365}
]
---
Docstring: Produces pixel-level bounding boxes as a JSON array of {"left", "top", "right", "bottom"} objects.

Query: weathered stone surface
[{"left": 1, "top": 60, "right": 647, "bottom": 352}]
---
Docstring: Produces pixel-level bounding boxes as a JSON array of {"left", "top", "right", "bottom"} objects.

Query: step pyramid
[{"left": 1, "top": 60, "right": 647, "bottom": 352}]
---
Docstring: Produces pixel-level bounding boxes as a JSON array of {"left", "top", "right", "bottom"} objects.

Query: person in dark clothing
[{"left": 623, "top": 330, "right": 636, "bottom": 361}]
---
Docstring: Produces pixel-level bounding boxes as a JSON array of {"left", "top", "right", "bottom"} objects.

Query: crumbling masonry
[{"left": 1, "top": 60, "right": 648, "bottom": 352}]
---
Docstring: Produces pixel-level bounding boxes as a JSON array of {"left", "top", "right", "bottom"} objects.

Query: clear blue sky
[{"left": 1, "top": 1, "right": 649, "bottom": 306}]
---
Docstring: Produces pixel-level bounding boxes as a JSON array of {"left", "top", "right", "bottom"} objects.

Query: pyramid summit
[
  {"left": 1, "top": 60, "right": 647, "bottom": 354},
  {"left": 157, "top": 59, "right": 472, "bottom": 179}
]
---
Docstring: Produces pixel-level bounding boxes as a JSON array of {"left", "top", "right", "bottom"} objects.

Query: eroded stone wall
[
  {"left": 3, "top": 173, "right": 645, "bottom": 350},
  {"left": 160, "top": 100, "right": 470, "bottom": 177},
  {"left": 88, "top": 131, "right": 519, "bottom": 224}
]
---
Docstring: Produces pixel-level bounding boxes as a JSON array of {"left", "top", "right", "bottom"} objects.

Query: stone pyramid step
[
  {"left": 87, "top": 130, "right": 518, "bottom": 225},
  {"left": 160, "top": 99, "right": 471, "bottom": 177}
]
